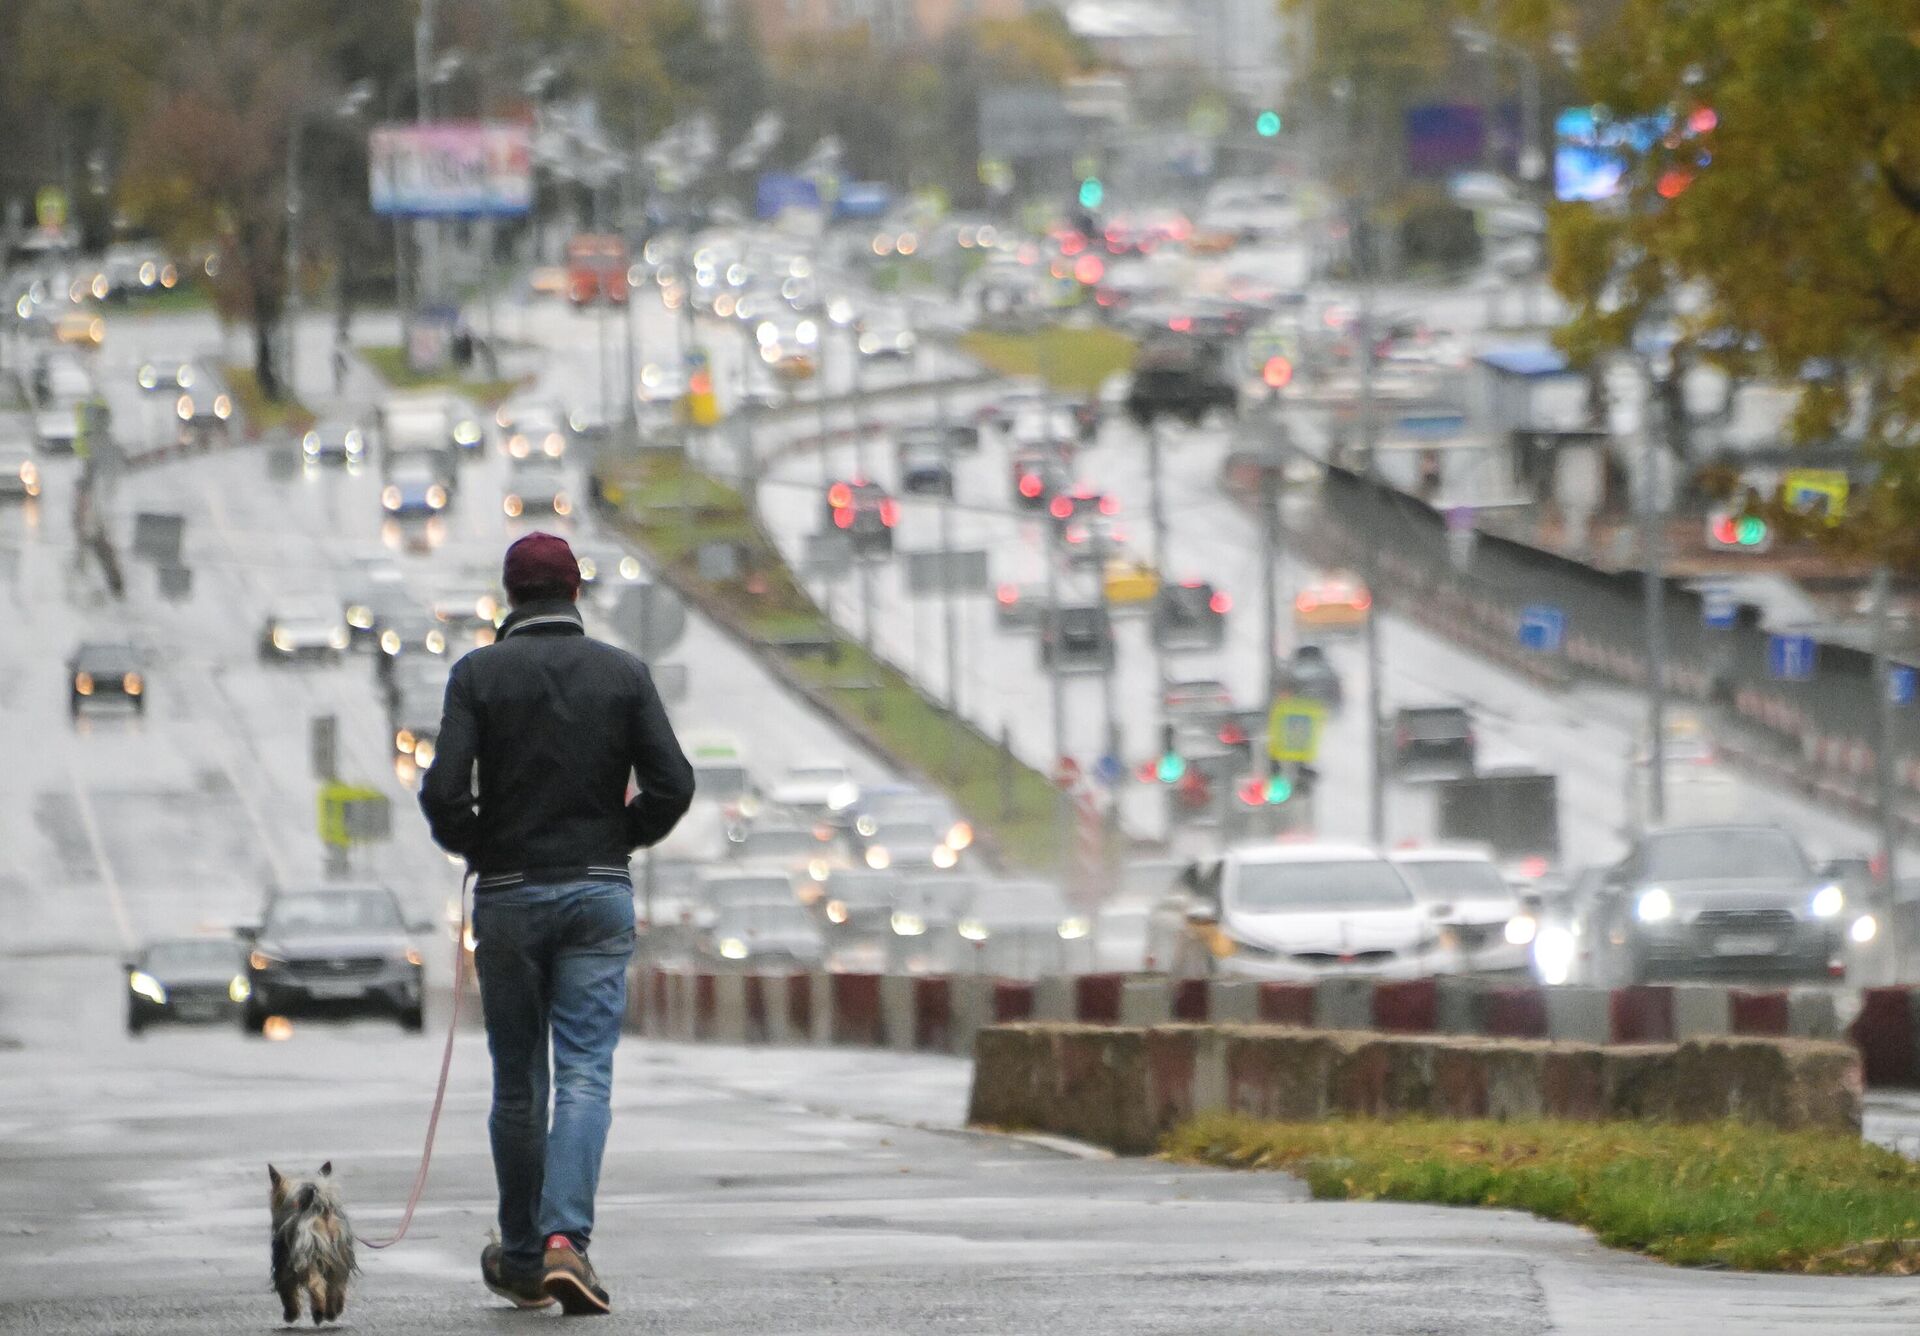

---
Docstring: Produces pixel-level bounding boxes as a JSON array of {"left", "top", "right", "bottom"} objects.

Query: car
[
  {"left": 767, "top": 764, "right": 861, "bottom": 817},
  {"left": 381, "top": 455, "right": 453, "bottom": 518},
  {"left": 1151, "top": 580, "right": 1229, "bottom": 650},
  {"left": 1295, "top": 571, "right": 1372, "bottom": 630},
  {"left": 300, "top": 418, "right": 368, "bottom": 468},
  {"left": 503, "top": 455, "right": 572, "bottom": 518},
  {"left": 1010, "top": 447, "right": 1070, "bottom": 509},
  {"left": 388, "top": 681, "right": 444, "bottom": 774},
  {"left": 886, "top": 875, "right": 981, "bottom": 971},
  {"left": 1046, "top": 485, "right": 1115, "bottom": 532},
  {"left": 848, "top": 785, "right": 971, "bottom": 861},
  {"left": 497, "top": 400, "right": 569, "bottom": 460},
  {"left": 1164, "top": 678, "right": 1235, "bottom": 724},
  {"left": 68, "top": 641, "right": 145, "bottom": 717},
  {"left": 53, "top": 309, "right": 104, "bottom": 349},
  {"left": 341, "top": 562, "right": 410, "bottom": 649},
  {"left": 823, "top": 478, "right": 897, "bottom": 555},
  {"left": 174, "top": 379, "right": 234, "bottom": 431},
  {"left": 857, "top": 817, "right": 958, "bottom": 874},
  {"left": 0, "top": 441, "right": 40, "bottom": 500},
  {"left": 125, "top": 937, "right": 250, "bottom": 1033},
  {"left": 693, "top": 870, "right": 800, "bottom": 935},
  {"left": 260, "top": 596, "right": 350, "bottom": 662},
  {"left": 575, "top": 547, "right": 647, "bottom": 594},
  {"left": 1124, "top": 335, "right": 1238, "bottom": 426},
  {"left": 34, "top": 402, "right": 81, "bottom": 454},
  {"left": 1103, "top": 557, "right": 1159, "bottom": 605},
  {"left": 239, "top": 887, "right": 428, "bottom": 1032},
  {"left": 427, "top": 579, "right": 503, "bottom": 648},
  {"left": 897, "top": 437, "right": 954, "bottom": 496},
  {"left": 1153, "top": 844, "right": 1446, "bottom": 980},
  {"left": 817, "top": 867, "right": 903, "bottom": 936},
  {"left": 730, "top": 823, "right": 841, "bottom": 889},
  {"left": 1389, "top": 848, "right": 1530, "bottom": 973},
  {"left": 856, "top": 312, "right": 916, "bottom": 361},
  {"left": 136, "top": 358, "right": 198, "bottom": 394},
  {"left": 1040, "top": 603, "right": 1115, "bottom": 673},
  {"left": 951, "top": 882, "right": 1091, "bottom": 977},
  {"left": 701, "top": 903, "right": 827, "bottom": 970},
  {"left": 1281, "top": 644, "right": 1342, "bottom": 708},
  {"left": 372, "top": 606, "right": 448, "bottom": 697},
  {"left": 1587, "top": 825, "right": 1848, "bottom": 984},
  {"left": 381, "top": 389, "right": 481, "bottom": 459},
  {"left": 383, "top": 651, "right": 452, "bottom": 720},
  {"left": 1393, "top": 705, "right": 1476, "bottom": 775}
]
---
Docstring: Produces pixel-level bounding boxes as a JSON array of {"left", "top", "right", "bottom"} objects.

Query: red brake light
[
  {"left": 1019, "top": 473, "right": 1043, "bottom": 498},
  {"left": 1519, "top": 856, "right": 1549, "bottom": 879},
  {"left": 832, "top": 508, "right": 854, "bottom": 529},
  {"left": 827, "top": 482, "right": 852, "bottom": 508},
  {"left": 1218, "top": 724, "right": 1246, "bottom": 746},
  {"left": 1236, "top": 778, "right": 1265, "bottom": 806},
  {"left": 1209, "top": 592, "right": 1232, "bottom": 615},
  {"left": 1049, "top": 496, "right": 1073, "bottom": 520},
  {"left": 1353, "top": 591, "right": 1373, "bottom": 611},
  {"left": 1098, "top": 494, "right": 1119, "bottom": 516},
  {"left": 996, "top": 583, "right": 1018, "bottom": 605},
  {"left": 1296, "top": 593, "right": 1319, "bottom": 612},
  {"left": 878, "top": 499, "right": 899, "bottom": 527},
  {"left": 1170, "top": 316, "right": 1193, "bottom": 333}
]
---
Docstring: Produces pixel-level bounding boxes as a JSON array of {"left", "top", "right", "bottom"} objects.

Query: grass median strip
[
  {"left": 958, "top": 326, "right": 1137, "bottom": 395},
  {"left": 221, "top": 364, "right": 315, "bottom": 437},
  {"left": 598, "top": 449, "right": 1067, "bottom": 872},
  {"left": 359, "top": 344, "right": 524, "bottom": 405},
  {"left": 1165, "top": 1112, "right": 1920, "bottom": 1275}
]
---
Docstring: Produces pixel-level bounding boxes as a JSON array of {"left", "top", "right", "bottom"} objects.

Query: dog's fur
[{"left": 268, "top": 1162, "right": 357, "bottom": 1325}]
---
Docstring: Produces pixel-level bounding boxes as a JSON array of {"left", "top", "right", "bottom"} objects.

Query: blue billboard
[{"left": 755, "top": 172, "right": 821, "bottom": 219}]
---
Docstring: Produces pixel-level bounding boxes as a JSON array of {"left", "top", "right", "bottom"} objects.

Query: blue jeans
[{"left": 472, "top": 879, "right": 634, "bottom": 1275}]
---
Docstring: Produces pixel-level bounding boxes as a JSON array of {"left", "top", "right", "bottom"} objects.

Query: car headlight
[
  {"left": 302, "top": 432, "right": 320, "bottom": 456},
  {"left": 73, "top": 671, "right": 94, "bottom": 696},
  {"left": 866, "top": 846, "right": 891, "bottom": 870},
  {"left": 129, "top": 970, "right": 168, "bottom": 1004},
  {"left": 504, "top": 495, "right": 523, "bottom": 517},
  {"left": 619, "top": 556, "right": 642, "bottom": 580},
  {"left": 553, "top": 493, "right": 572, "bottom": 516},
  {"left": 1851, "top": 914, "right": 1879, "bottom": 944},
  {"left": 346, "top": 604, "right": 372, "bottom": 629},
  {"left": 214, "top": 394, "right": 232, "bottom": 420},
  {"left": 1811, "top": 884, "right": 1844, "bottom": 919},
  {"left": 931, "top": 845, "right": 958, "bottom": 869},
  {"left": 20, "top": 460, "right": 38, "bottom": 485},
  {"left": 271, "top": 627, "right": 294, "bottom": 652},
  {"left": 228, "top": 975, "right": 251, "bottom": 1003},
  {"left": 381, "top": 485, "right": 403, "bottom": 511},
  {"left": 138, "top": 365, "right": 158, "bottom": 389},
  {"left": 426, "top": 484, "right": 448, "bottom": 510},
  {"left": 404, "top": 946, "right": 424, "bottom": 967},
  {"left": 808, "top": 858, "right": 830, "bottom": 882},
  {"left": 825, "top": 900, "right": 849, "bottom": 924},
  {"left": 890, "top": 911, "right": 924, "bottom": 937},
  {"left": 509, "top": 435, "right": 529, "bottom": 458},
  {"left": 395, "top": 728, "right": 416, "bottom": 754},
  {"left": 122, "top": 672, "right": 142, "bottom": 695},
  {"left": 1635, "top": 887, "right": 1673, "bottom": 923},
  {"left": 719, "top": 937, "right": 748, "bottom": 960},
  {"left": 827, "top": 781, "right": 859, "bottom": 811},
  {"left": 328, "top": 627, "right": 349, "bottom": 650},
  {"left": 578, "top": 557, "right": 598, "bottom": 581},
  {"left": 946, "top": 821, "right": 973, "bottom": 851},
  {"left": 454, "top": 422, "right": 481, "bottom": 446},
  {"left": 380, "top": 629, "right": 401, "bottom": 655},
  {"left": 1505, "top": 914, "right": 1538, "bottom": 947},
  {"left": 1532, "top": 924, "right": 1578, "bottom": 986},
  {"left": 414, "top": 737, "right": 436, "bottom": 767},
  {"left": 958, "top": 918, "right": 989, "bottom": 942},
  {"left": 1057, "top": 916, "right": 1091, "bottom": 941},
  {"left": 425, "top": 629, "right": 446, "bottom": 654},
  {"left": 543, "top": 433, "right": 565, "bottom": 457},
  {"left": 856, "top": 816, "right": 877, "bottom": 838},
  {"left": 1225, "top": 935, "right": 1279, "bottom": 960},
  {"left": 345, "top": 430, "right": 363, "bottom": 454},
  {"left": 248, "top": 949, "right": 282, "bottom": 972},
  {"left": 175, "top": 394, "right": 192, "bottom": 421}
]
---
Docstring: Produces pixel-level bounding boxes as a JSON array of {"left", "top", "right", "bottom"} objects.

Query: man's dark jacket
[{"left": 419, "top": 597, "right": 694, "bottom": 889}]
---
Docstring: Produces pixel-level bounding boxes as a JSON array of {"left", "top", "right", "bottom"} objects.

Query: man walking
[{"left": 421, "top": 531, "right": 694, "bottom": 1314}]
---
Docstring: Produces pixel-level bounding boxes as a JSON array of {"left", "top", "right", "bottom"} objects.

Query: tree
[{"left": 1549, "top": 0, "right": 1920, "bottom": 552}]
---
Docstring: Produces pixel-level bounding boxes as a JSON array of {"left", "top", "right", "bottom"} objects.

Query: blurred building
[
  {"left": 1062, "top": 0, "right": 1286, "bottom": 107},
  {"left": 746, "top": 0, "right": 1029, "bottom": 45}
]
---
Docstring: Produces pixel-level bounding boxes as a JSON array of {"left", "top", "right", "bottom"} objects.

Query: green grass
[
  {"left": 116, "top": 281, "right": 214, "bottom": 314},
  {"left": 959, "top": 326, "right": 1138, "bottom": 395},
  {"left": 221, "top": 363, "right": 315, "bottom": 437},
  {"left": 359, "top": 344, "right": 524, "bottom": 405},
  {"left": 597, "top": 451, "right": 1067, "bottom": 872},
  {"left": 1165, "top": 1114, "right": 1920, "bottom": 1275}
]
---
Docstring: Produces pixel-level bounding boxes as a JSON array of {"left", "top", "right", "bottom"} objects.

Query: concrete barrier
[{"left": 967, "top": 1023, "right": 1863, "bottom": 1153}]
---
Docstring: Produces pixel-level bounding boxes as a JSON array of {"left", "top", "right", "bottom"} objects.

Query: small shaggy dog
[{"left": 268, "top": 1162, "right": 357, "bottom": 1325}]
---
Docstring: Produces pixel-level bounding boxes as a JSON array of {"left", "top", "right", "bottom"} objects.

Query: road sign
[
  {"left": 1051, "top": 756, "right": 1081, "bottom": 790},
  {"left": 1445, "top": 506, "right": 1475, "bottom": 571},
  {"left": 132, "top": 512, "right": 184, "bottom": 564},
  {"left": 1700, "top": 582, "right": 1737, "bottom": 629},
  {"left": 35, "top": 186, "right": 67, "bottom": 230},
  {"left": 1267, "top": 696, "right": 1325, "bottom": 764},
  {"left": 310, "top": 715, "right": 338, "bottom": 782},
  {"left": 1518, "top": 604, "right": 1565, "bottom": 653},
  {"left": 1768, "top": 633, "right": 1817, "bottom": 682},
  {"left": 319, "top": 783, "right": 391, "bottom": 849},
  {"left": 611, "top": 580, "right": 688, "bottom": 659},
  {"left": 905, "top": 548, "right": 990, "bottom": 596},
  {"left": 1093, "top": 752, "right": 1124, "bottom": 788},
  {"left": 1783, "top": 468, "right": 1847, "bottom": 522},
  {"left": 1892, "top": 665, "right": 1915, "bottom": 707}
]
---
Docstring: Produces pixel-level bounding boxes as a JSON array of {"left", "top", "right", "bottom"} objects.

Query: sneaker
[
  {"left": 482, "top": 1241, "right": 555, "bottom": 1309},
  {"left": 542, "top": 1233, "right": 611, "bottom": 1315}
]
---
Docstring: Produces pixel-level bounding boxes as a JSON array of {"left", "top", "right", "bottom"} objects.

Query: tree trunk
[{"left": 253, "top": 303, "right": 280, "bottom": 402}]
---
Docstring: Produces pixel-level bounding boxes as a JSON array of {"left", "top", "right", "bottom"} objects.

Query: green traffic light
[
  {"left": 1736, "top": 515, "right": 1767, "bottom": 546},
  {"left": 1156, "top": 752, "right": 1185, "bottom": 784},
  {"left": 1256, "top": 110, "right": 1282, "bottom": 138},
  {"left": 1078, "top": 176, "right": 1104, "bottom": 210},
  {"left": 1264, "top": 774, "right": 1292, "bottom": 804}
]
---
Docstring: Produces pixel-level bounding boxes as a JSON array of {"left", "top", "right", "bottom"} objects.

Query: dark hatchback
[
  {"left": 69, "top": 641, "right": 146, "bottom": 718},
  {"left": 241, "top": 888, "right": 429, "bottom": 1033},
  {"left": 126, "top": 937, "right": 249, "bottom": 1034}
]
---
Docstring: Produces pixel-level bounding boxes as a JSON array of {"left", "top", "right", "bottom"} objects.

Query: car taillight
[
  {"left": 1209, "top": 591, "right": 1232, "bottom": 615},
  {"left": 1353, "top": 592, "right": 1374, "bottom": 611},
  {"left": 1049, "top": 496, "right": 1073, "bottom": 519},
  {"left": 1396, "top": 726, "right": 1410, "bottom": 748},
  {"left": 1098, "top": 494, "right": 1119, "bottom": 516},
  {"left": 832, "top": 507, "right": 853, "bottom": 529},
  {"left": 1018, "top": 473, "right": 1043, "bottom": 498},
  {"left": 996, "top": 583, "right": 1018, "bottom": 605},
  {"left": 878, "top": 499, "right": 899, "bottom": 527},
  {"left": 1296, "top": 593, "right": 1319, "bottom": 612},
  {"left": 1218, "top": 724, "right": 1246, "bottom": 746},
  {"left": 827, "top": 482, "right": 852, "bottom": 508}
]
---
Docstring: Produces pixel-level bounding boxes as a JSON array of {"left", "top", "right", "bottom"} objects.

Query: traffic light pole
[
  {"left": 1147, "top": 415, "right": 1171, "bottom": 717},
  {"left": 1640, "top": 355, "right": 1668, "bottom": 825},
  {"left": 1872, "top": 563, "right": 1900, "bottom": 952},
  {"left": 1356, "top": 234, "right": 1386, "bottom": 848},
  {"left": 1261, "top": 403, "right": 1289, "bottom": 705}
]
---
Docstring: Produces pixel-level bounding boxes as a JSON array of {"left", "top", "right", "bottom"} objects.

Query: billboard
[
  {"left": 1404, "top": 105, "right": 1486, "bottom": 178},
  {"left": 756, "top": 172, "right": 821, "bottom": 220},
  {"left": 1553, "top": 106, "right": 1666, "bottom": 203},
  {"left": 369, "top": 122, "right": 532, "bottom": 218}
]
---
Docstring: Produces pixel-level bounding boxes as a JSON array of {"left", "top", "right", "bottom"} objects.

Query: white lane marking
[{"left": 65, "top": 767, "right": 137, "bottom": 952}]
